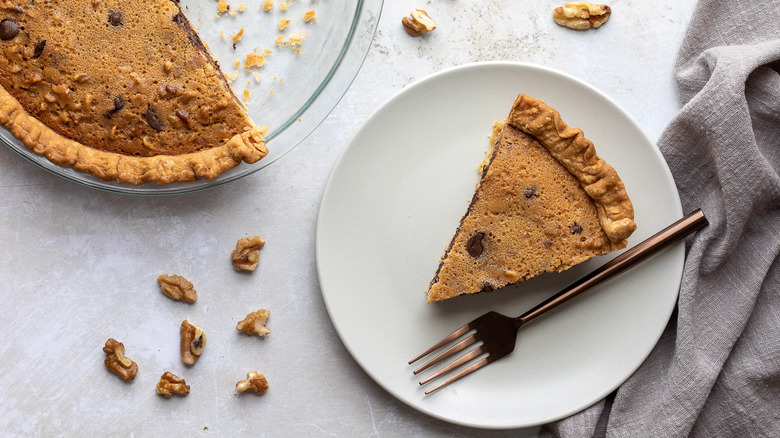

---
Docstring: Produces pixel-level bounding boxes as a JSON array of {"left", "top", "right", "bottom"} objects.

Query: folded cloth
[{"left": 543, "top": 1, "right": 780, "bottom": 437}]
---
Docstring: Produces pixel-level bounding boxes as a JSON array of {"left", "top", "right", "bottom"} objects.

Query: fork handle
[{"left": 517, "top": 209, "right": 708, "bottom": 325}]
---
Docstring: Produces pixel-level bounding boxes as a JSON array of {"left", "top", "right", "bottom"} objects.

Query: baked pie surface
[
  {"left": 426, "top": 93, "right": 636, "bottom": 303},
  {"left": 0, "top": 0, "right": 267, "bottom": 185}
]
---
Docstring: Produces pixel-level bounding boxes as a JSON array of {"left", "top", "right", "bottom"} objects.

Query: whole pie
[
  {"left": 0, "top": 0, "right": 267, "bottom": 185},
  {"left": 426, "top": 93, "right": 636, "bottom": 303}
]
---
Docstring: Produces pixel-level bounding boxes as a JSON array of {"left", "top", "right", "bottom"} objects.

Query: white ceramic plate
[{"left": 316, "top": 62, "right": 682, "bottom": 429}]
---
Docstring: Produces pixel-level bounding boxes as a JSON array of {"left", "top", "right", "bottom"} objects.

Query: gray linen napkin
[{"left": 543, "top": 0, "right": 780, "bottom": 436}]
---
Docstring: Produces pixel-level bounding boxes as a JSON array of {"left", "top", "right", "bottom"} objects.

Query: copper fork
[{"left": 409, "top": 209, "right": 708, "bottom": 394}]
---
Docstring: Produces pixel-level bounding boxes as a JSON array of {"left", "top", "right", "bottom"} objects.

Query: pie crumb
[
  {"left": 288, "top": 32, "right": 304, "bottom": 49},
  {"left": 245, "top": 50, "right": 272, "bottom": 69},
  {"left": 217, "top": 0, "right": 230, "bottom": 14}
]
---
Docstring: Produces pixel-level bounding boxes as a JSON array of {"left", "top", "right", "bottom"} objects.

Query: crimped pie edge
[
  {"left": 506, "top": 93, "right": 636, "bottom": 245},
  {"left": 0, "top": 85, "right": 268, "bottom": 185}
]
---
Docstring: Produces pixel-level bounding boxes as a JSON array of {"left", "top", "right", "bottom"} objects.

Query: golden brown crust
[
  {"left": 506, "top": 94, "right": 636, "bottom": 244},
  {"left": 0, "top": 85, "right": 267, "bottom": 185}
]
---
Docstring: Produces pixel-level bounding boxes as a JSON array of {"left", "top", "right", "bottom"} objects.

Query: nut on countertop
[
  {"left": 231, "top": 235, "right": 265, "bottom": 271},
  {"left": 553, "top": 2, "right": 611, "bottom": 30},
  {"left": 402, "top": 9, "right": 436, "bottom": 37},
  {"left": 236, "top": 371, "right": 269, "bottom": 394},
  {"left": 103, "top": 338, "right": 138, "bottom": 381},
  {"left": 156, "top": 371, "right": 190, "bottom": 397},
  {"left": 157, "top": 274, "right": 197, "bottom": 303},
  {"left": 236, "top": 309, "right": 271, "bottom": 337},
  {"left": 180, "top": 320, "right": 206, "bottom": 365}
]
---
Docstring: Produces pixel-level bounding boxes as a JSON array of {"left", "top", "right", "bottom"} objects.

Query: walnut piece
[
  {"left": 553, "top": 2, "right": 611, "bottom": 30},
  {"left": 157, "top": 274, "right": 197, "bottom": 303},
  {"left": 402, "top": 9, "right": 436, "bottom": 37},
  {"left": 156, "top": 371, "right": 190, "bottom": 397},
  {"left": 236, "top": 309, "right": 271, "bottom": 337},
  {"left": 231, "top": 236, "right": 266, "bottom": 271},
  {"left": 180, "top": 320, "right": 206, "bottom": 365},
  {"left": 103, "top": 338, "right": 138, "bottom": 381},
  {"left": 236, "top": 371, "right": 269, "bottom": 394}
]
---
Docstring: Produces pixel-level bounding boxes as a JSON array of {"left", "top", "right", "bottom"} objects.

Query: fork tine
[
  {"left": 418, "top": 343, "right": 487, "bottom": 385},
  {"left": 423, "top": 353, "right": 492, "bottom": 395},
  {"left": 412, "top": 334, "right": 479, "bottom": 375},
  {"left": 408, "top": 322, "right": 474, "bottom": 365}
]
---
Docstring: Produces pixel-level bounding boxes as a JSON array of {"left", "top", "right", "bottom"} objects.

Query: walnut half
[
  {"left": 103, "top": 338, "right": 138, "bottom": 381},
  {"left": 236, "top": 371, "right": 269, "bottom": 394},
  {"left": 157, "top": 274, "right": 197, "bottom": 303},
  {"left": 180, "top": 320, "right": 206, "bottom": 365},
  {"left": 553, "top": 2, "right": 611, "bottom": 30},
  {"left": 231, "top": 236, "right": 265, "bottom": 271},
  {"left": 156, "top": 371, "right": 190, "bottom": 397},
  {"left": 236, "top": 309, "right": 271, "bottom": 337},
  {"left": 402, "top": 9, "right": 436, "bottom": 37}
]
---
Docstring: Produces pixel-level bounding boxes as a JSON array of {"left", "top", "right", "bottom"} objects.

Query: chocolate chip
[
  {"left": 113, "top": 96, "right": 125, "bottom": 111},
  {"left": 571, "top": 223, "right": 583, "bottom": 234},
  {"left": 524, "top": 187, "right": 538, "bottom": 199},
  {"left": 466, "top": 232, "right": 485, "bottom": 258},
  {"left": 479, "top": 283, "right": 494, "bottom": 294},
  {"left": 0, "top": 19, "right": 20, "bottom": 41},
  {"left": 108, "top": 12, "right": 122, "bottom": 26},
  {"left": 105, "top": 96, "right": 125, "bottom": 119},
  {"left": 543, "top": 239, "right": 553, "bottom": 248},
  {"left": 146, "top": 108, "right": 163, "bottom": 131},
  {"left": 33, "top": 39, "right": 45, "bottom": 58}
]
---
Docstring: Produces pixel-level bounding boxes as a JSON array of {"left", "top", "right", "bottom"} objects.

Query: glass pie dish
[{"left": 0, "top": 0, "right": 383, "bottom": 195}]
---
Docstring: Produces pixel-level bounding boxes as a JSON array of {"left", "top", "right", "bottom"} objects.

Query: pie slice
[
  {"left": 426, "top": 94, "right": 636, "bottom": 303},
  {"left": 0, "top": 0, "right": 267, "bottom": 185}
]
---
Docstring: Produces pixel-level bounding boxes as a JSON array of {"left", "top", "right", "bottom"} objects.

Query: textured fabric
[{"left": 542, "top": 0, "right": 780, "bottom": 436}]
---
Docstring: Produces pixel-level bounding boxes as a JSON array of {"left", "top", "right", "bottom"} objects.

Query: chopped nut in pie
[
  {"left": 157, "top": 274, "right": 197, "bottom": 303},
  {"left": 103, "top": 338, "right": 138, "bottom": 381},
  {"left": 236, "top": 309, "right": 271, "bottom": 337},
  {"left": 231, "top": 236, "right": 266, "bottom": 271},
  {"left": 236, "top": 371, "right": 269, "bottom": 394},
  {"left": 180, "top": 320, "right": 206, "bottom": 365},
  {"left": 553, "top": 2, "right": 611, "bottom": 30},
  {"left": 156, "top": 371, "right": 190, "bottom": 397}
]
